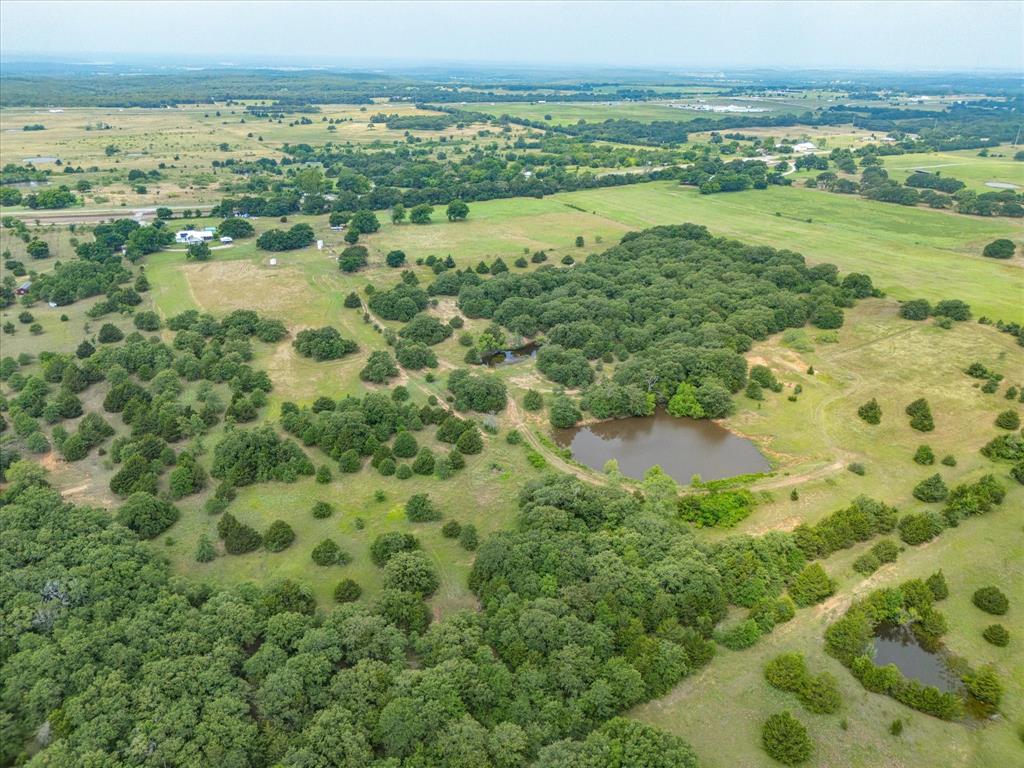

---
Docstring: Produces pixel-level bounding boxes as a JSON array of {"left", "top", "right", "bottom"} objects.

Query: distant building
[
  {"left": 793, "top": 142, "right": 817, "bottom": 153},
  {"left": 220, "top": 236, "right": 233, "bottom": 243},
  {"left": 16, "top": 281, "right": 32, "bottom": 295},
  {"left": 175, "top": 230, "right": 214, "bottom": 244}
]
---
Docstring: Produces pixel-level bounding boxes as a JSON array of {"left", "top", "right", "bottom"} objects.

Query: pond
[
  {"left": 486, "top": 342, "right": 539, "bottom": 367},
  {"left": 552, "top": 409, "right": 770, "bottom": 483},
  {"left": 873, "top": 623, "right": 962, "bottom": 693}
]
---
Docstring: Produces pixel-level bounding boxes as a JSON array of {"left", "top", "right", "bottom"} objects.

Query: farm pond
[{"left": 552, "top": 409, "right": 770, "bottom": 483}]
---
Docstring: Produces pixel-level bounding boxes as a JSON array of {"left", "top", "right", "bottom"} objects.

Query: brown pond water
[
  {"left": 486, "top": 342, "right": 539, "bottom": 367},
  {"left": 552, "top": 410, "right": 770, "bottom": 483}
]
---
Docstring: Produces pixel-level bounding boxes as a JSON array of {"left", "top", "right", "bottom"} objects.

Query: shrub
[
  {"left": 392, "top": 430, "right": 419, "bottom": 458},
  {"left": 899, "top": 299, "right": 932, "bottom": 320},
  {"left": 549, "top": 395, "right": 582, "bottom": 429},
  {"left": 98, "top": 323, "right": 124, "bottom": 343},
  {"left": 926, "top": 570, "right": 949, "bottom": 601},
  {"left": 383, "top": 550, "right": 439, "bottom": 596},
  {"left": 412, "top": 447, "right": 435, "bottom": 475},
  {"left": 905, "top": 398, "right": 934, "bottom": 432},
  {"left": 308, "top": 500, "right": 333, "bottom": 519},
  {"left": 847, "top": 462, "right": 865, "bottom": 476},
  {"left": 456, "top": 427, "right": 483, "bottom": 455},
  {"left": 315, "top": 464, "right": 332, "bottom": 483},
  {"left": 761, "top": 712, "right": 812, "bottom": 766},
  {"left": 872, "top": 539, "right": 900, "bottom": 563},
  {"left": 195, "top": 535, "right": 216, "bottom": 563},
  {"left": 898, "top": 511, "right": 944, "bottom": 545},
  {"left": 523, "top": 389, "right": 543, "bottom": 411},
  {"left": 912, "top": 474, "right": 948, "bottom": 503},
  {"left": 334, "top": 579, "right": 362, "bottom": 603},
  {"left": 913, "top": 445, "right": 934, "bottom": 465},
  {"left": 359, "top": 350, "right": 399, "bottom": 383},
  {"left": 940, "top": 455, "right": 957, "bottom": 467},
  {"left": 716, "top": 618, "right": 762, "bottom": 650},
  {"left": 764, "top": 653, "right": 808, "bottom": 693},
  {"left": 339, "top": 449, "right": 361, "bottom": 473},
  {"left": 441, "top": 520, "right": 462, "bottom": 538},
  {"left": 799, "top": 672, "right": 841, "bottom": 714},
  {"left": 995, "top": 409, "right": 1020, "bottom": 430},
  {"left": 406, "top": 493, "right": 441, "bottom": 522},
  {"left": 788, "top": 563, "right": 835, "bottom": 607},
  {"left": 263, "top": 520, "right": 295, "bottom": 552},
  {"left": 853, "top": 552, "right": 881, "bottom": 575},
  {"left": 857, "top": 398, "right": 881, "bottom": 424},
  {"left": 982, "top": 239, "right": 1016, "bottom": 259},
  {"left": 972, "top": 586, "right": 1009, "bottom": 615},
  {"left": 983, "top": 624, "right": 1009, "bottom": 647},
  {"left": 395, "top": 464, "right": 413, "bottom": 480},
  {"left": 370, "top": 532, "right": 420, "bottom": 567},
  {"left": 311, "top": 538, "right": 349, "bottom": 566},
  {"left": 458, "top": 523, "right": 479, "bottom": 551},
  {"left": 964, "top": 666, "right": 1003, "bottom": 707},
  {"left": 116, "top": 492, "right": 180, "bottom": 539},
  {"left": 217, "top": 512, "right": 262, "bottom": 554}
]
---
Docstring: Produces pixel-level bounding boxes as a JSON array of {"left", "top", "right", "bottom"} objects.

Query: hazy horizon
[{"left": 1, "top": 0, "right": 1021, "bottom": 72}]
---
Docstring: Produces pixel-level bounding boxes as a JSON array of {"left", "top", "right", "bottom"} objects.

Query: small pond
[
  {"left": 22, "top": 156, "right": 59, "bottom": 163},
  {"left": 552, "top": 409, "right": 770, "bottom": 483},
  {"left": 486, "top": 342, "right": 539, "bottom": 367},
  {"left": 872, "top": 623, "right": 962, "bottom": 693}
]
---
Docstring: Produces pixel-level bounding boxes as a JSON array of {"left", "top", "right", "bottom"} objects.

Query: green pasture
[{"left": 876, "top": 149, "right": 1024, "bottom": 192}]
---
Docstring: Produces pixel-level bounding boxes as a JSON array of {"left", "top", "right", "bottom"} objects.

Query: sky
[{"left": 1, "top": 0, "right": 1021, "bottom": 72}]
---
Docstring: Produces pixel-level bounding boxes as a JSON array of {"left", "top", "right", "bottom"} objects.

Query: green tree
[
  {"left": 410, "top": 204, "right": 434, "bottom": 224},
  {"left": 116, "top": 492, "right": 180, "bottom": 539},
  {"left": 857, "top": 398, "right": 881, "bottom": 425},
  {"left": 982, "top": 239, "right": 1016, "bottom": 259},
  {"left": 446, "top": 199, "right": 469, "bottom": 221},
  {"left": 391, "top": 203, "right": 406, "bottom": 224},
  {"left": 667, "top": 381, "right": 705, "bottom": 419}
]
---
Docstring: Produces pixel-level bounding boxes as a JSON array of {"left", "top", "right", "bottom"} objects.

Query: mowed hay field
[{"left": 874, "top": 149, "right": 1024, "bottom": 192}]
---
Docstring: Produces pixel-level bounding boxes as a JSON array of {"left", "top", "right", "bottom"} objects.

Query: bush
[
  {"left": 458, "top": 523, "right": 479, "bottom": 551},
  {"left": 913, "top": 445, "right": 935, "bottom": 465},
  {"left": 523, "top": 389, "right": 543, "bottom": 411},
  {"left": 396, "top": 464, "right": 413, "bottom": 480},
  {"left": 761, "top": 711, "right": 812, "bottom": 766},
  {"left": 98, "top": 323, "right": 124, "bottom": 343},
  {"left": 217, "top": 512, "right": 262, "bottom": 554},
  {"left": 263, "top": 520, "right": 295, "bottom": 552},
  {"left": 852, "top": 552, "right": 881, "bottom": 575},
  {"left": 764, "top": 653, "right": 808, "bottom": 693},
  {"left": 905, "top": 398, "right": 934, "bottom": 432},
  {"left": 549, "top": 395, "right": 582, "bottom": 429},
  {"left": 456, "top": 427, "right": 483, "bottom": 455},
  {"left": 899, "top": 299, "right": 932, "bottom": 320},
  {"left": 857, "top": 398, "right": 881, "bottom": 424},
  {"left": 972, "top": 586, "right": 1009, "bottom": 615},
  {"left": 412, "top": 447, "right": 435, "bottom": 475},
  {"left": 406, "top": 493, "right": 441, "bottom": 522},
  {"left": 983, "top": 624, "right": 1009, "bottom": 647},
  {"left": 311, "top": 538, "right": 349, "bottom": 566},
  {"left": 315, "top": 464, "right": 332, "bottom": 483},
  {"left": 716, "top": 619, "right": 762, "bottom": 650},
  {"left": 964, "top": 666, "right": 1003, "bottom": 707},
  {"left": 940, "top": 454, "right": 957, "bottom": 467},
  {"left": 926, "top": 570, "right": 949, "bottom": 601},
  {"left": 912, "top": 473, "right": 948, "bottom": 503},
  {"left": 788, "top": 563, "right": 835, "bottom": 607},
  {"left": 441, "top": 520, "right": 462, "bottom": 538},
  {"left": 799, "top": 672, "right": 841, "bottom": 714},
  {"left": 982, "top": 239, "right": 1016, "bottom": 259},
  {"left": 898, "top": 511, "right": 944, "bottom": 545},
  {"left": 448, "top": 369, "right": 507, "bottom": 413},
  {"left": 370, "top": 532, "right": 420, "bottom": 566},
  {"left": 383, "top": 551, "right": 439, "bottom": 596},
  {"left": 995, "top": 409, "right": 1020, "bottom": 430},
  {"left": 359, "top": 350, "right": 399, "bottom": 383},
  {"left": 116, "top": 492, "right": 180, "bottom": 539},
  {"left": 333, "top": 579, "right": 362, "bottom": 603},
  {"left": 195, "top": 535, "right": 216, "bottom": 563},
  {"left": 311, "top": 500, "right": 334, "bottom": 519}
]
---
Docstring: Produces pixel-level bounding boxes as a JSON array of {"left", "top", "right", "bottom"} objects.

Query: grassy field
[
  {"left": 632, "top": 300, "right": 1024, "bottom": 768},
  {"left": 0, "top": 103, "right": 518, "bottom": 210},
  {"left": 874, "top": 149, "right": 1024, "bottom": 193}
]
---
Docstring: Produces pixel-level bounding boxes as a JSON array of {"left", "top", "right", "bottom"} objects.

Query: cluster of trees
[
  {"left": 256, "top": 223, "right": 315, "bottom": 251},
  {"left": 679, "top": 157, "right": 790, "bottom": 194},
  {"left": 293, "top": 326, "right": 358, "bottom": 361},
  {"left": 453, "top": 225, "right": 868, "bottom": 411}
]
